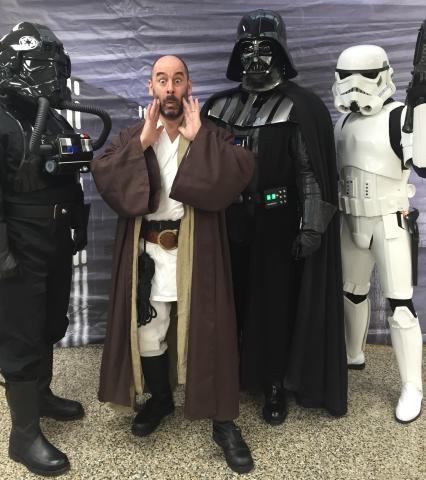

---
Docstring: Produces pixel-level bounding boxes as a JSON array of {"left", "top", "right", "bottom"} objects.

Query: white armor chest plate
[
  {"left": 336, "top": 102, "right": 403, "bottom": 180},
  {"left": 335, "top": 103, "right": 415, "bottom": 217}
]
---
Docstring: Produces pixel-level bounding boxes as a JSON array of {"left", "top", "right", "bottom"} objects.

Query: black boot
[
  {"left": 212, "top": 421, "right": 254, "bottom": 474},
  {"left": 38, "top": 345, "right": 84, "bottom": 421},
  {"left": 262, "top": 380, "right": 288, "bottom": 425},
  {"left": 131, "top": 351, "right": 174, "bottom": 437},
  {"left": 5, "top": 379, "right": 70, "bottom": 476}
]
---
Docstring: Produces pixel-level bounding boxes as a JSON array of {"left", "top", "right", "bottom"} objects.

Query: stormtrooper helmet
[{"left": 332, "top": 45, "right": 396, "bottom": 116}]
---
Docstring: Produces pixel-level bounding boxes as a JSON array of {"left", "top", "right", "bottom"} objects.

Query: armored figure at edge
[
  {"left": 333, "top": 44, "right": 426, "bottom": 423},
  {"left": 0, "top": 22, "right": 110, "bottom": 475},
  {"left": 203, "top": 10, "right": 347, "bottom": 424}
]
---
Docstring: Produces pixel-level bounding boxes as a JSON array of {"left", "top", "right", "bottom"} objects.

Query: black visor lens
[
  {"left": 361, "top": 71, "right": 380, "bottom": 79},
  {"left": 338, "top": 71, "right": 352, "bottom": 80}
]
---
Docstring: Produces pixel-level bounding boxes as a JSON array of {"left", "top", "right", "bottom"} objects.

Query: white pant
[
  {"left": 138, "top": 301, "right": 173, "bottom": 357},
  {"left": 341, "top": 213, "right": 413, "bottom": 299}
]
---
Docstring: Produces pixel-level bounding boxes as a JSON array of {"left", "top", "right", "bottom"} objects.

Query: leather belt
[
  {"left": 5, "top": 203, "right": 74, "bottom": 220},
  {"left": 141, "top": 219, "right": 181, "bottom": 251}
]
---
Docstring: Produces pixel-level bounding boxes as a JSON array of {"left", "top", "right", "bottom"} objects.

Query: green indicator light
[
  {"left": 271, "top": 194, "right": 276, "bottom": 199},
  {"left": 266, "top": 194, "right": 271, "bottom": 201}
]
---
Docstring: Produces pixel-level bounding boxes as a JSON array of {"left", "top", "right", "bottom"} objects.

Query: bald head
[
  {"left": 148, "top": 54, "right": 192, "bottom": 120},
  {"left": 151, "top": 55, "right": 189, "bottom": 80}
]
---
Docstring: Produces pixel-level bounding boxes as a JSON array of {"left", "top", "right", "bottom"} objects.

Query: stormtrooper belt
[{"left": 141, "top": 219, "right": 181, "bottom": 250}]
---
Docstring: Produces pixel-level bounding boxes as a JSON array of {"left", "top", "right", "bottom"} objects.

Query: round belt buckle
[{"left": 157, "top": 229, "right": 178, "bottom": 250}]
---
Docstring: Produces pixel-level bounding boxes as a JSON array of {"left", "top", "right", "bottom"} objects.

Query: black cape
[{"left": 203, "top": 81, "right": 347, "bottom": 416}]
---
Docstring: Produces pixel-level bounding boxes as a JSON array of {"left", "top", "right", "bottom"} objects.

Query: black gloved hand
[
  {"left": 72, "top": 228, "right": 88, "bottom": 254},
  {"left": 406, "top": 83, "right": 426, "bottom": 105},
  {"left": 292, "top": 229, "right": 321, "bottom": 260},
  {"left": 0, "top": 223, "right": 19, "bottom": 279},
  {"left": 0, "top": 251, "right": 19, "bottom": 279}
]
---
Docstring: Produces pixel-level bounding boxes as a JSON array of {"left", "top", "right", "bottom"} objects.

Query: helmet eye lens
[
  {"left": 338, "top": 71, "right": 351, "bottom": 80},
  {"left": 258, "top": 41, "right": 272, "bottom": 55},
  {"left": 240, "top": 40, "right": 273, "bottom": 57},
  {"left": 241, "top": 41, "right": 254, "bottom": 55},
  {"left": 24, "top": 59, "right": 48, "bottom": 71},
  {"left": 361, "top": 71, "right": 380, "bottom": 80},
  {"left": 337, "top": 70, "right": 381, "bottom": 80}
]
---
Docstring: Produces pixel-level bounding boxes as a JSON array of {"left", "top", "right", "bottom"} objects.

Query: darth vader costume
[
  {"left": 203, "top": 10, "right": 347, "bottom": 422},
  {"left": 0, "top": 22, "right": 110, "bottom": 476}
]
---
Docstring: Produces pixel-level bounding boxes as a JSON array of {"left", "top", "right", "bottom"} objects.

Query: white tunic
[{"left": 140, "top": 121, "right": 184, "bottom": 302}]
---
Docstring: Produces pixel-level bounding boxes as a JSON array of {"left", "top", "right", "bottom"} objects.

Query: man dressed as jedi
[{"left": 92, "top": 55, "right": 255, "bottom": 474}]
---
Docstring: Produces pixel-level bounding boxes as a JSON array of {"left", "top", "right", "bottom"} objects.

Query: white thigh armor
[{"left": 341, "top": 211, "right": 413, "bottom": 299}]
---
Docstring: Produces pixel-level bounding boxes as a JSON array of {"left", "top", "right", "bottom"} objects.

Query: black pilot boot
[
  {"left": 262, "top": 380, "right": 288, "bottom": 425},
  {"left": 5, "top": 379, "right": 70, "bottom": 476},
  {"left": 38, "top": 345, "right": 85, "bottom": 421},
  {"left": 212, "top": 420, "right": 254, "bottom": 474},
  {"left": 131, "top": 351, "right": 175, "bottom": 437}
]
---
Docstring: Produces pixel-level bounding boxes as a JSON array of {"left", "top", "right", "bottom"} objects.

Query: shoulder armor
[{"left": 206, "top": 90, "right": 294, "bottom": 128}]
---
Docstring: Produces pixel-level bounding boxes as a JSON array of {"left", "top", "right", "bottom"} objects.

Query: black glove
[
  {"left": 292, "top": 229, "right": 321, "bottom": 260},
  {"left": 406, "top": 83, "right": 426, "bottom": 105},
  {"left": 71, "top": 203, "right": 90, "bottom": 254},
  {"left": 72, "top": 228, "right": 88, "bottom": 254},
  {"left": 0, "top": 224, "right": 19, "bottom": 279}
]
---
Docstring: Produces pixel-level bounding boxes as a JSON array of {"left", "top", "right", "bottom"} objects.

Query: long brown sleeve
[
  {"left": 91, "top": 123, "right": 161, "bottom": 218},
  {"left": 170, "top": 122, "right": 254, "bottom": 212}
]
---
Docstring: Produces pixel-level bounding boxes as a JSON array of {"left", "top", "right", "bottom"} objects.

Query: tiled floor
[{"left": 0, "top": 344, "right": 424, "bottom": 480}]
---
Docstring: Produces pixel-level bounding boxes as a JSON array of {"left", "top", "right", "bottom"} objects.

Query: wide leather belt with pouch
[{"left": 141, "top": 219, "right": 181, "bottom": 250}]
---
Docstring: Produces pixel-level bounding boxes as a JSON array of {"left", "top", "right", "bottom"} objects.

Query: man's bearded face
[
  {"left": 157, "top": 93, "right": 186, "bottom": 119},
  {"left": 149, "top": 56, "right": 192, "bottom": 120}
]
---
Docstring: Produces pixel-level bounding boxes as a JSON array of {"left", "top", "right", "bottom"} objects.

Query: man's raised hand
[
  {"left": 178, "top": 96, "right": 201, "bottom": 141},
  {"left": 140, "top": 98, "right": 164, "bottom": 151}
]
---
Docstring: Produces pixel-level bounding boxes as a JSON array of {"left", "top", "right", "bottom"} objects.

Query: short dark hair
[{"left": 151, "top": 55, "right": 189, "bottom": 79}]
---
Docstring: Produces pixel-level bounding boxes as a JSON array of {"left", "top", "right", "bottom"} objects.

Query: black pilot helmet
[
  {"left": 0, "top": 22, "right": 71, "bottom": 107},
  {"left": 226, "top": 10, "right": 298, "bottom": 92}
]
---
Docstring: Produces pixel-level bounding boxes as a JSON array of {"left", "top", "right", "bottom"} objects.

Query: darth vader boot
[
  {"left": 6, "top": 379, "right": 70, "bottom": 476},
  {"left": 132, "top": 351, "right": 174, "bottom": 437},
  {"left": 262, "top": 380, "right": 288, "bottom": 425},
  {"left": 213, "top": 421, "right": 254, "bottom": 474},
  {"left": 38, "top": 345, "right": 84, "bottom": 421},
  {"left": 389, "top": 307, "right": 423, "bottom": 423},
  {"left": 344, "top": 296, "right": 370, "bottom": 369}
]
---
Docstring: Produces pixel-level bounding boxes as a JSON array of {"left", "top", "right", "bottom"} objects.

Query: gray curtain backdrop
[{"left": 0, "top": 0, "right": 425, "bottom": 345}]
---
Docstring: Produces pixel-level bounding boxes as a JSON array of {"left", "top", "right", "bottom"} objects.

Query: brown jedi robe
[{"left": 91, "top": 119, "right": 254, "bottom": 420}]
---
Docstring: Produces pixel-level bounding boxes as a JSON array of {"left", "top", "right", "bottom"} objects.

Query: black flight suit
[{"left": 0, "top": 98, "right": 85, "bottom": 381}]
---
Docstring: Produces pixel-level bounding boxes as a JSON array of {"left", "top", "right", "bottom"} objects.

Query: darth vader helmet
[
  {"left": 226, "top": 10, "right": 298, "bottom": 92},
  {"left": 332, "top": 45, "right": 396, "bottom": 116},
  {"left": 0, "top": 22, "right": 71, "bottom": 107}
]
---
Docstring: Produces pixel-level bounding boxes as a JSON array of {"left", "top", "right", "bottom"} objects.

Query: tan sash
[{"left": 175, "top": 135, "right": 193, "bottom": 382}]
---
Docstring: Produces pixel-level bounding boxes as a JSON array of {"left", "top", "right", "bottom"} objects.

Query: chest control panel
[{"left": 264, "top": 187, "right": 288, "bottom": 209}]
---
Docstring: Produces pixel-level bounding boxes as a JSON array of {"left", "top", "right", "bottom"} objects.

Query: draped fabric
[{"left": 0, "top": 1, "right": 424, "bottom": 345}]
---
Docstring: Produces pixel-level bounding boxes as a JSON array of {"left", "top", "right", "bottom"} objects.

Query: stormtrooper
[
  {"left": 0, "top": 22, "right": 110, "bottom": 475},
  {"left": 203, "top": 10, "right": 347, "bottom": 423},
  {"left": 333, "top": 44, "right": 426, "bottom": 423}
]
